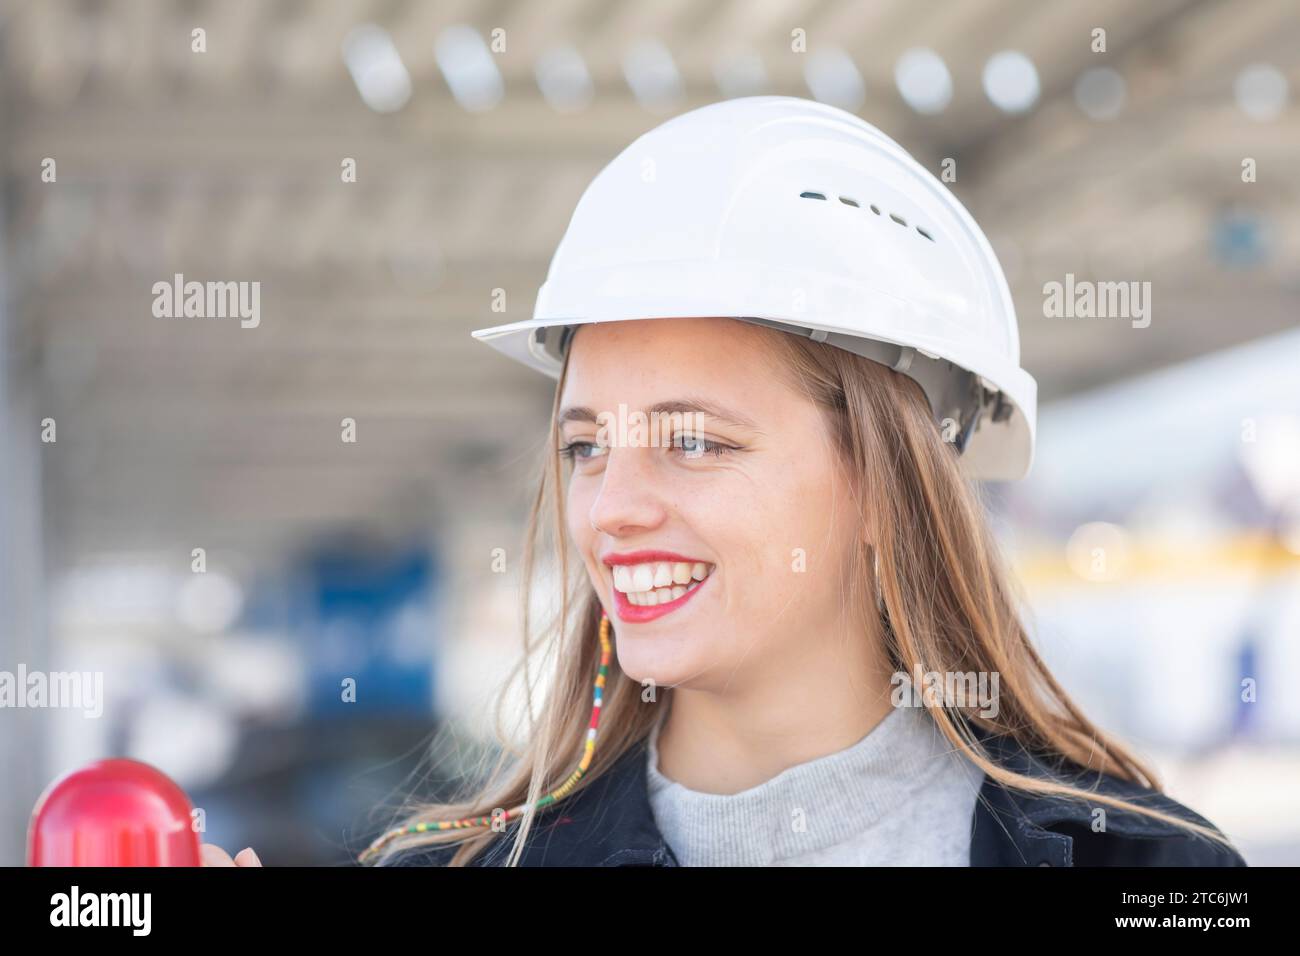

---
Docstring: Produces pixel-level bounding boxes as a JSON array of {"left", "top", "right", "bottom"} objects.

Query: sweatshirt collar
[{"left": 644, "top": 705, "right": 979, "bottom": 865}]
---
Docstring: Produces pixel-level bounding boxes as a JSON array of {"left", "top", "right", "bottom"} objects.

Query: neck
[{"left": 652, "top": 609, "right": 896, "bottom": 794}]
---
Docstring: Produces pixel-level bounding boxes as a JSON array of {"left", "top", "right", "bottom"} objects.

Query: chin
[
  {"left": 615, "top": 642, "right": 709, "bottom": 691},
  {"left": 620, "top": 642, "right": 744, "bottom": 695}
]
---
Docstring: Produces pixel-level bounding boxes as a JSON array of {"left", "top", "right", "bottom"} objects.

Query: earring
[{"left": 872, "top": 545, "right": 885, "bottom": 613}]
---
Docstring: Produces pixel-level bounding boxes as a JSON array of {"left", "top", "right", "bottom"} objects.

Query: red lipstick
[
  {"left": 602, "top": 549, "right": 708, "bottom": 566},
  {"left": 601, "top": 550, "right": 714, "bottom": 624}
]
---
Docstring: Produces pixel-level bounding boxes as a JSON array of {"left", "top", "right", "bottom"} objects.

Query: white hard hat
[{"left": 472, "top": 95, "right": 1037, "bottom": 481}]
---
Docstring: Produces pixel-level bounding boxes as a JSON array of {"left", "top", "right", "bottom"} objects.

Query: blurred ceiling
[{"left": 1, "top": 0, "right": 1297, "bottom": 561}]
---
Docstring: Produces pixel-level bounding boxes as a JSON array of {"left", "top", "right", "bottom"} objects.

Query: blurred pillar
[{"left": 0, "top": 166, "right": 49, "bottom": 865}]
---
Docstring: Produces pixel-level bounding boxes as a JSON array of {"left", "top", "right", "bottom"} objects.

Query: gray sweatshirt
[{"left": 646, "top": 702, "right": 986, "bottom": 866}]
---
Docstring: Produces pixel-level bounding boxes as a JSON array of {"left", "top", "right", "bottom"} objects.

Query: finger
[
  {"left": 233, "top": 847, "right": 263, "bottom": 867},
  {"left": 201, "top": 844, "right": 237, "bottom": 867}
]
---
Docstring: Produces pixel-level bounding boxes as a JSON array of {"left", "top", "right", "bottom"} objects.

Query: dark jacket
[{"left": 387, "top": 723, "right": 1247, "bottom": 867}]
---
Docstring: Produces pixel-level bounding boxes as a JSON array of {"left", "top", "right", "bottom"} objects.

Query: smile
[{"left": 602, "top": 551, "right": 715, "bottom": 623}]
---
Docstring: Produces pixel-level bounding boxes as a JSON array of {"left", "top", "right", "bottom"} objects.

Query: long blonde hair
[{"left": 360, "top": 320, "right": 1237, "bottom": 866}]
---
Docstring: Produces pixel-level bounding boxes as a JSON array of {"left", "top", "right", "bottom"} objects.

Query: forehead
[{"left": 560, "top": 317, "right": 780, "bottom": 399}]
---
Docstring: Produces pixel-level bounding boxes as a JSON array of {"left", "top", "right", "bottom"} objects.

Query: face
[{"left": 560, "top": 316, "right": 866, "bottom": 693}]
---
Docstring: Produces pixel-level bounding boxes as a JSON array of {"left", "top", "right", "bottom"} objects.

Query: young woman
[{"left": 205, "top": 96, "right": 1246, "bottom": 868}]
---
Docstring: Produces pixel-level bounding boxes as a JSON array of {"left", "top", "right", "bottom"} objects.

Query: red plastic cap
[{"left": 27, "top": 758, "right": 202, "bottom": 867}]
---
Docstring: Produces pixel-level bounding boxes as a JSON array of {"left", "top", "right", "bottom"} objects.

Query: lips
[{"left": 602, "top": 550, "right": 715, "bottom": 624}]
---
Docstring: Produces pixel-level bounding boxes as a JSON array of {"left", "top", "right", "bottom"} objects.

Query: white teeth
[
  {"left": 612, "top": 558, "right": 714, "bottom": 605},
  {"left": 626, "top": 579, "right": 703, "bottom": 606},
  {"left": 632, "top": 564, "right": 654, "bottom": 592},
  {"left": 613, "top": 565, "right": 633, "bottom": 593}
]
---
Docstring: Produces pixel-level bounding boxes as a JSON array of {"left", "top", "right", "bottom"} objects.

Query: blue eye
[
  {"left": 559, "top": 441, "right": 608, "bottom": 463},
  {"left": 674, "top": 434, "right": 732, "bottom": 458}
]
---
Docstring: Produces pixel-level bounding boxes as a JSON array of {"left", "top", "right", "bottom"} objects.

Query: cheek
[
  {"left": 566, "top": 477, "right": 594, "bottom": 549},
  {"left": 725, "top": 451, "right": 849, "bottom": 604}
]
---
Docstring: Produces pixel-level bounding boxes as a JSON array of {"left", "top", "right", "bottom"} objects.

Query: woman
[{"left": 205, "top": 96, "right": 1245, "bottom": 868}]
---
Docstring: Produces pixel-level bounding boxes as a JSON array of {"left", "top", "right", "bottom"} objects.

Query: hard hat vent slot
[{"left": 798, "top": 191, "right": 937, "bottom": 245}]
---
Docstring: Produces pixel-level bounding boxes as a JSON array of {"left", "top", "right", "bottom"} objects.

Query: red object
[{"left": 27, "top": 758, "right": 202, "bottom": 867}]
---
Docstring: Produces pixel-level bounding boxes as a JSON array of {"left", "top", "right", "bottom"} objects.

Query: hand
[{"left": 201, "top": 844, "right": 263, "bottom": 867}]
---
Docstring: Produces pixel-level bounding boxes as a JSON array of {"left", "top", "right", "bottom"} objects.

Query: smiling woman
[
  {"left": 560, "top": 317, "right": 873, "bottom": 686},
  {"left": 351, "top": 96, "right": 1245, "bottom": 868}
]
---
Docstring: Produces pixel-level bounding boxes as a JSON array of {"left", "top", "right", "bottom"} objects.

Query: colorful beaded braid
[{"left": 357, "top": 609, "right": 613, "bottom": 864}]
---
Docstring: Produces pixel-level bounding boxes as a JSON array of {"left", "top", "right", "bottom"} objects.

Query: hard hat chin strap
[
  {"left": 953, "top": 401, "right": 984, "bottom": 455},
  {"left": 953, "top": 380, "right": 1014, "bottom": 455}
]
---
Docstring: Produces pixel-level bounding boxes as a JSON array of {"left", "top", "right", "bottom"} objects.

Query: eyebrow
[{"left": 559, "top": 398, "right": 763, "bottom": 434}]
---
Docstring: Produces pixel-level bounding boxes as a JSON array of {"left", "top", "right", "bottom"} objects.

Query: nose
[{"left": 587, "top": 445, "right": 669, "bottom": 538}]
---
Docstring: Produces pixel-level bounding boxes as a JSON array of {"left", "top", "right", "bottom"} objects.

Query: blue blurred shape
[
  {"left": 298, "top": 535, "right": 440, "bottom": 717},
  {"left": 1211, "top": 207, "right": 1268, "bottom": 268}
]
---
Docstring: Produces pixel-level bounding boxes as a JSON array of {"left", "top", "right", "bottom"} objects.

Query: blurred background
[{"left": 1, "top": 0, "right": 1297, "bottom": 866}]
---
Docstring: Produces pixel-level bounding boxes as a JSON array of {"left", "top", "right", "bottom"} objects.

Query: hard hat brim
[{"left": 471, "top": 311, "right": 1036, "bottom": 482}]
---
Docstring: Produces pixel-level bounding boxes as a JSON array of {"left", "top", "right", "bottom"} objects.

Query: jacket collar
[
  {"left": 966, "top": 722, "right": 1205, "bottom": 865},
  {"left": 504, "top": 718, "right": 1193, "bottom": 867},
  {"left": 489, "top": 733, "right": 674, "bottom": 867}
]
